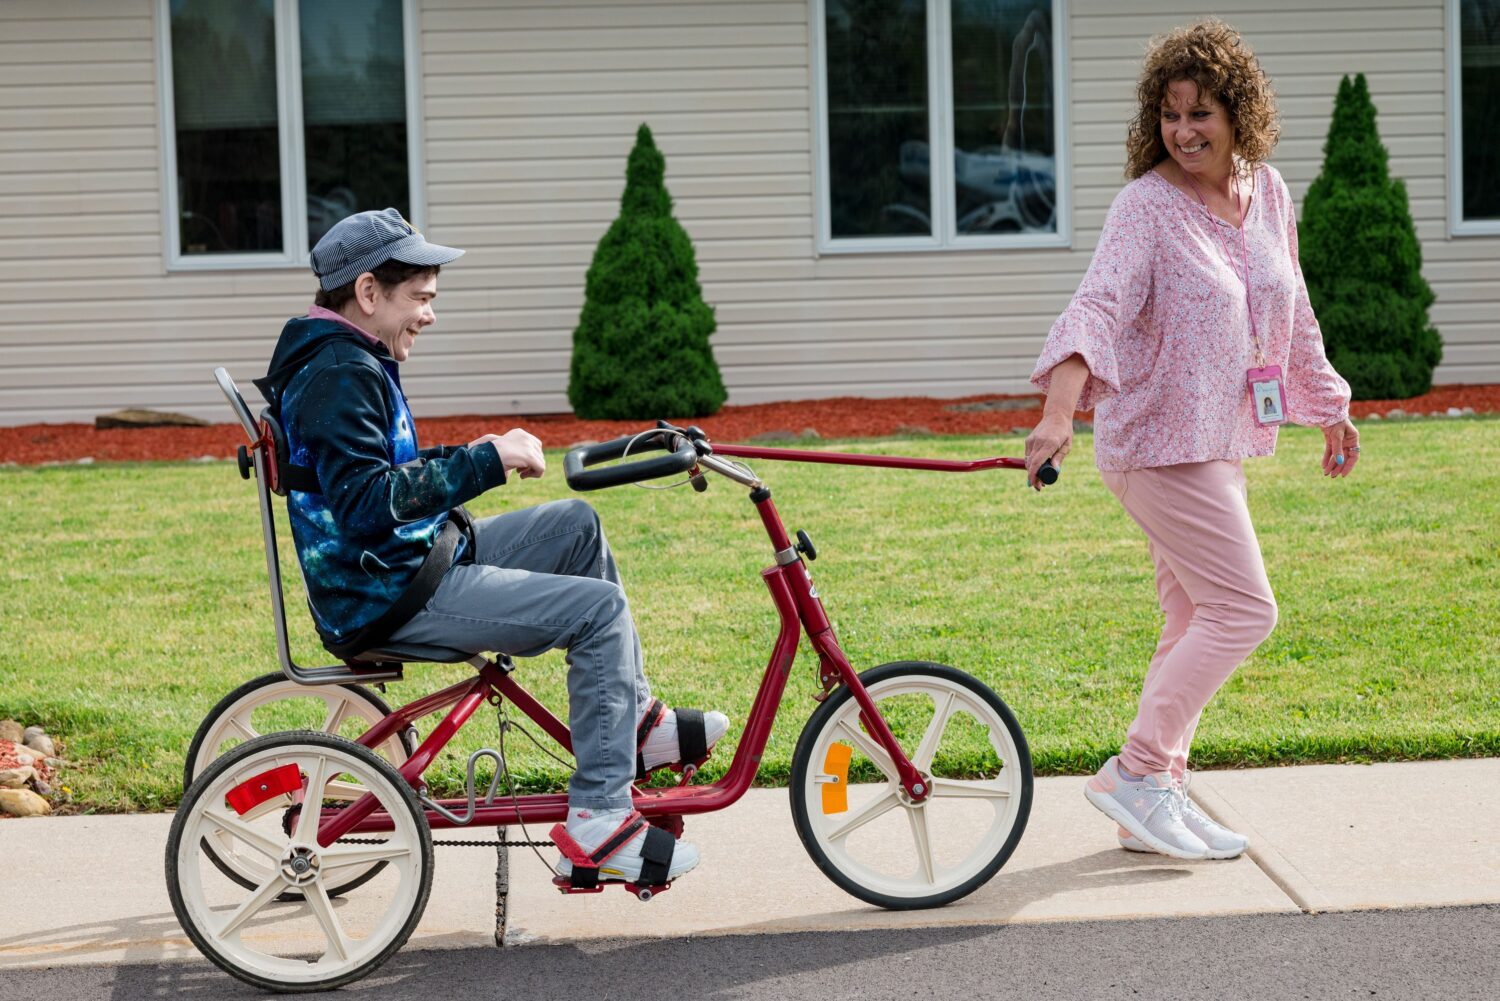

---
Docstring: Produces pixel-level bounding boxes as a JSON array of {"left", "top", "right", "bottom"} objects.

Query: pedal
[
  {"left": 630, "top": 882, "right": 671, "bottom": 902},
  {"left": 552, "top": 875, "right": 604, "bottom": 895}
]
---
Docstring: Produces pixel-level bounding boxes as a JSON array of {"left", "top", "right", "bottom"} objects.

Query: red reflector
[{"left": 225, "top": 763, "right": 303, "bottom": 816}]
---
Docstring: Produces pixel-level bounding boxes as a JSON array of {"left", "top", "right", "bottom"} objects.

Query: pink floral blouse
[{"left": 1031, "top": 163, "right": 1350, "bottom": 472}]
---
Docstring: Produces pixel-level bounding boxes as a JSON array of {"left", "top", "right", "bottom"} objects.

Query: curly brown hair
[{"left": 1124, "top": 19, "right": 1280, "bottom": 180}]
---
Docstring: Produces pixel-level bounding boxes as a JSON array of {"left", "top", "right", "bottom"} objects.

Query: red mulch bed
[{"left": 2, "top": 385, "right": 1496, "bottom": 466}]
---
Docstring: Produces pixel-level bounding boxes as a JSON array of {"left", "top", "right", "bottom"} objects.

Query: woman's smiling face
[{"left": 1160, "top": 78, "right": 1235, "bottom": 180}]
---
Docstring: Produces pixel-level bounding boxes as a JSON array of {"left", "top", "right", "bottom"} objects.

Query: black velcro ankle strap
[
  {"left": 635, "top": 825, "right": 675, "bottom": 887},
  {"left": 674, "top": 708, "right": 708, "bottom": 764}
]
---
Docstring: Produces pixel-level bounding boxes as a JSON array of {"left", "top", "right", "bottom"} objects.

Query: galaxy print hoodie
[{"left": 254, "top": 316, "right": 506, "bottom": 644}]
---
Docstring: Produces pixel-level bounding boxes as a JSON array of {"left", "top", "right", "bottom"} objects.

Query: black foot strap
[
  {"left": 635, "top": 825, "right": 676, "bottom": 887},
  {"left": 674, "top": 708, "right": 708, "bottom": 765}
]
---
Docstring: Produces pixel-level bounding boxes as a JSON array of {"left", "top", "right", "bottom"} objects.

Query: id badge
[{"left": 1247, "top": 365, "right": 1287, "bottom": 427}]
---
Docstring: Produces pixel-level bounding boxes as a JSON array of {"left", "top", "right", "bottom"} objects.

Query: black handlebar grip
[
  {"left": 1038, "top": 459, "right": 1059, "bottom": 486},
  {"left": 564, "top": 431, "right": 699, "bottom": 491}
]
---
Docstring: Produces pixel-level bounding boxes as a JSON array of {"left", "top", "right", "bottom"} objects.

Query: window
[
  {"left": 815, "top": 0, "right": 1068, "bottom": 253},
  {"left": 157, "top": 0, "right": 422, "bottom": 268},
  {"left": 1450, "top": 0, "right": 1500, "bottom": 234}
]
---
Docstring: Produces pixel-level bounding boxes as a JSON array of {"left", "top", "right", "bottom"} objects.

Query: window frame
[
  {"left": 1448, "top": 0, "right": 1500, "bottom": 236},
  {"left": 154, "top": 0, "right": 426, "bottom": 271},
  {"left": 811, "top": 0, "right": 1071, "bottom": 254}
]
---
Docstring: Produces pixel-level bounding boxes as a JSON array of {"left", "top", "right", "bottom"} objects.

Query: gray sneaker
[
  {"left": 1085, "top": 756, "right": 1209, "bottom": 860},
  {"left": 1117, "top": 771, "right": 1248, "bottom": 859}
]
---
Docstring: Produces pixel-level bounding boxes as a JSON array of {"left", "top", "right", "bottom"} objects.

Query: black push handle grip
[
  {"left": 564, "top": 431, "right": 699, "bottom": 491},
  {"left": 1037, "top": 459, "right": 1059, "bottom": 486}
]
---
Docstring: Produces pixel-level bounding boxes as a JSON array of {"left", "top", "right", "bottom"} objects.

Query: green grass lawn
[{"left": 2, "top": 418, "right": 1497, "bottom": 812}]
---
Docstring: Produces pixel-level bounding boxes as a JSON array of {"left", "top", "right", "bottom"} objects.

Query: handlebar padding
[{"left": 564, "top": 432, "right": 699, "bottom": 491}]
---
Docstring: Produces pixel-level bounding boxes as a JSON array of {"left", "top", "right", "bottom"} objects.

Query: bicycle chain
[{"left": 334, "top": 836, "right": 553, "bottom": 848}]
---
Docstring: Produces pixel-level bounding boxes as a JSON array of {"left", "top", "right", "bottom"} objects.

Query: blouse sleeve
[
  {"left": 1030, "top": 183, "right": 1155, "bottom": 411},
  {"left": 1278, "top": 173, "right": 1351, "bottom": 427}
]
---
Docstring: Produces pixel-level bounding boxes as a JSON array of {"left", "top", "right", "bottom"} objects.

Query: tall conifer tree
[
  {"left": 568, "top": 125, "right": 727, "bottom": 419},
  {"left": 1300, "top": 74, "right": 1441, "bottom": 399}
]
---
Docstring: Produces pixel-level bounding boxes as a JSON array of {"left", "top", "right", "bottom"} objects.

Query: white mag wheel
[
  {"left": 790, "top": 662, "right": 1033, "bottom": 909},
  {"left": 166, "top": 730, "right": 433, "bottom": 993},
  {"left": 184, "top": 674, "right": 415, "bottom": 898}
]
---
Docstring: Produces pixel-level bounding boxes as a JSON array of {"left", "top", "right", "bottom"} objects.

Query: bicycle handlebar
[{"left": 563, "top": 430, "right": 699, "bottom": 491}]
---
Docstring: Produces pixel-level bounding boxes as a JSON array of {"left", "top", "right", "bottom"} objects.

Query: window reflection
[
  {"left": 300, "top": 0, "right": 411, "bottom": 249},
  {"left": 826, "top": 0, "right": 932, "bottom": 238},
  {"left": 1460, "top": 0, "right": 1500, "bottom": 220},
  {"left": 950, "top": 0, "right": 1056, "bottom": 234},
  {"left": 170, "top": 0, "right": 282, "bottom": 255}
]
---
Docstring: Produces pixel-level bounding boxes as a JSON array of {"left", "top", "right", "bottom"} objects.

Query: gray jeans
[{"left": 388, "top": 498, "right": 652, "bottom": 810}]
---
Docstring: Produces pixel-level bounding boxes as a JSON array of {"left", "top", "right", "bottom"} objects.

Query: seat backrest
[{"left": 213, "top": 366, "right": 404, "bottom": 686}]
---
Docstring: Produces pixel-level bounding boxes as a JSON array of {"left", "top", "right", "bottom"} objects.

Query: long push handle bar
[
  {"left": 710, "top": 443, "right": 1058, "bottom": 484},
  {"left": 564, "top": 430, "right": 700, "bottom": 491}
]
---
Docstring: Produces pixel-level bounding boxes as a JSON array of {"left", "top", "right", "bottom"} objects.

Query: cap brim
[{"left": 389, "top": 234, "right": 464, "bottom": 268}]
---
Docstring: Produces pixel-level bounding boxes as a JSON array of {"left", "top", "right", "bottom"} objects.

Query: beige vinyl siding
[{"left": 0, "top": 0, "right": 1495, "bottom": 427}]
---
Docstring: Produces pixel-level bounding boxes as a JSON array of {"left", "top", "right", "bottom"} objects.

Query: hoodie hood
[{"left": 253, "top": 316, "right": 388, "bottom": 413}]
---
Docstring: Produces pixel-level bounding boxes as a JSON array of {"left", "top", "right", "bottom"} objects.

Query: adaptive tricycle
[{"left": 166, "top": 369, "right": 1050, "bottom": 991}]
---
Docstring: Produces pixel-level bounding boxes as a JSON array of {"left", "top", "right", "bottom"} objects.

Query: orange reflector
[
  {"left": 821, "top": 743, "right": 852, "bottom": 814},
  {"left": 225, "top": 763, "right": 302, "bottom": 816}
]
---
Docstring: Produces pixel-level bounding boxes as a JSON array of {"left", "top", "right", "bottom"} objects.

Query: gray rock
[
  {"left": 1386, "top": 408, "right": 1406, "bottom": 419},
  {"left": 893, "top": 425, "right": 934, "bottom": 437},
  {"left": 1364, "top": 413, "right": 1381, "bottom": 421},
  {"left": 1447, "top": 407, "right": 1463, "bottom": 417},
  {"left": 1463, "top": 407, "right": 1477, "bottom": 416},
  {"left": 799, "top": 427, "right": 821, "bottom": 440},
  {"left": 23, "top": 733, "right": 55, "bottom": 758},
  {"left": 76, "top": 456, "right": 95, "bottom": 465},
  {"left": 21, "top": 726, "right": 44, "bottom": 743},
  {"left": 0, "top": 788, "right": 51, "bottom": 817},
  {"left": 0, "top": 720, "right": 21, "bottom": 743},
  {"left": 95, "top": 407, "right": 210, "bottom": 430}
]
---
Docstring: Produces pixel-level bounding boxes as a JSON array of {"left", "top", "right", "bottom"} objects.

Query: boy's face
[{"left": 366, "top": 272, "right": 438, "bottom": 362}]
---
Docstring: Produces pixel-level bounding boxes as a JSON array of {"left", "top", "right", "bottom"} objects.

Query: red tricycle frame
[{"left": 310, "top": 441, "right": 1026, "bottom": 847}]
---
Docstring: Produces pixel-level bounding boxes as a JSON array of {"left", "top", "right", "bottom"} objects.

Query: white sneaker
[
  {"left": 1084, "top": 756, "right": 1209, "bottom": 860},
  {"left": 554, "top": 808, "right": 700, "bottom": 884},
  {"left": 639, "top": 706, "right": 730, "bottom": 773},
  {"left": 1118, "top": 772, "right": 1247, "bottom": 859}
]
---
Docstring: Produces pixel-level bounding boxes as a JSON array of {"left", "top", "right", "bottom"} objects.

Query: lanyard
[{"left": 1181, "top": 169, "right": 1265, "bottom": 367}]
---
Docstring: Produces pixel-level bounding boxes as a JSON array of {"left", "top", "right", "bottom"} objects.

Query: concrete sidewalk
[{"left": 1, "top": 759, "right": 1495, "bottom": 970}]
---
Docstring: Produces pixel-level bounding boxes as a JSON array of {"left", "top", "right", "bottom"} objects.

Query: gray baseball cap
[{"left": 311, "top": 208, "right": 464, "bottom": 290}]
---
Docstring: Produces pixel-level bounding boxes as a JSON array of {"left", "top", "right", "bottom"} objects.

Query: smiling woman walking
[{"left": 1023, "top": 21, "right": 1359, "bottom": 860}]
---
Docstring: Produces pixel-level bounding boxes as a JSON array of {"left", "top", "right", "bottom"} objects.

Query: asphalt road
[{"left": 3, "top": 905, "right": 1495, "bottom": 1001}]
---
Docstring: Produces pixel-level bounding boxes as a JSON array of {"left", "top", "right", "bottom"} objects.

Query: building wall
[{"left": 0, "top": 0, "right": 1494, "bottom": 426}]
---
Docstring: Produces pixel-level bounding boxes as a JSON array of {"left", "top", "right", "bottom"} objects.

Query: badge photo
[{"left": 1246, "top": 365, "right": 1287, "bottom": 427}]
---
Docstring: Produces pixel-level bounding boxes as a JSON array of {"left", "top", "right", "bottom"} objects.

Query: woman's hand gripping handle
[{"left": 1024, "top": 355, "right": 1090, "bottom": 491}]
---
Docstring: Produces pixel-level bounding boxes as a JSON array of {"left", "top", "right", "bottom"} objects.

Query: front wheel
[{"left": 790, "top": 661, "right": 1032, "bottom": 910}]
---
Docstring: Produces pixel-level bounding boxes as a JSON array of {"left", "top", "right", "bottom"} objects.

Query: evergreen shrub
[
  {"left": 1300, "top": 74, "right": 1441, "bottom": 400},
  {"left": 568, "top": 125, "right": 727, "bottom": 419}
]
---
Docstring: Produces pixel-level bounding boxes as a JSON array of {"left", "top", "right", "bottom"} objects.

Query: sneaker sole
[
  {"left": 1084, "top": 786, "right": 1209, "bottom": 860},
  {"left": 1117, "top": 831, "right": 1244, "bottom": 860}
]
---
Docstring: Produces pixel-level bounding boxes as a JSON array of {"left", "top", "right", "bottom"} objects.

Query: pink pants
[{"left": 1099, "top": 460, "right": 1278, "bottom": 780}]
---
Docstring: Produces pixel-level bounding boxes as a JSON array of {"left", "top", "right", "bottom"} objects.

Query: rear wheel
[
  {"left": 166, "top": 730, "right": 433, "bottom": 993},
  {"left": 790, "top": 661, "right": 1032, "bottom": 909},
  {"left": 184, "top": 674, "right": 415, "bottom": 898}
]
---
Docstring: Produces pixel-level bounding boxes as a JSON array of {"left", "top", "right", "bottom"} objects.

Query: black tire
[
  {"left": 166, "top": 730, "right": 434, "bottom": 993},
  {"left": 790, "top": 661, "right": 1032, "bottom": 910},
  {"left": 183, "top": 674, "right": 413, "bottom": 901}
]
